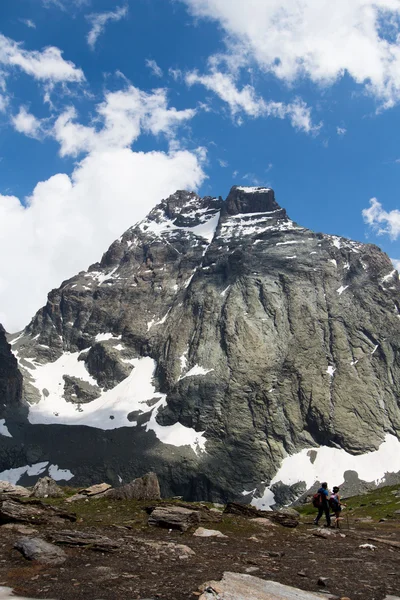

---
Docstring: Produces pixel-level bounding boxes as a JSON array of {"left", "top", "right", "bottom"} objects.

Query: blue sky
[{"left": 1, "top": 0, "right": 400, "bottom": 331}]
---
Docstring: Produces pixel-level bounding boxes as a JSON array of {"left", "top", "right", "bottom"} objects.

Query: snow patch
[
  {"left": 276, "top": 240, "right": 303, "bottom": 246},
  {"left": 48, "top": 464, "right": 74, "bottom": 481},
  {"left": 180, "top": 364, "right": 214, "bottom": 380},
  {"left": 236, "top": 186, "right": 271, "bottom": 193},
  {"left": 95, "top": 333, "right": 121, "bottom": 342},
  {"left": 382, "top": 270, "right": 396, "bottom": 283},
  {"left": 326, "top": 365, "right": 336, "bottom": 376},
  {"left": 329, "top": 259, "right": 337, "bottom": 267},
  {"left": 252, "top": 434, "right": 400, "bottom": 510},
  {"left": 26, "top": 356, "right": 206, "bottom": 454},
  {"left": 337, "top": 285, "right": 349, "bottom": 295},
  {"left": 221, "top": 285, "right": 231, "bottom": 297},
  {"left": 0, "top": 419, "right": 12, "bottom": 438},
  {"left": 0, "top": 462, "right": 49, "bottom": 485}
]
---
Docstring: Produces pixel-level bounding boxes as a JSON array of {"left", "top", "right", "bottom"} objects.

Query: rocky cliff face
[
  {"left": 0, "top": 324, "right": 23, "bottom": 419},
  {"left": 2, "top": 186, "right": 400, "bottom": 503}
]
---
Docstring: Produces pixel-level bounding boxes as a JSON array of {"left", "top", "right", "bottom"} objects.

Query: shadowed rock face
[
  {"left": 3, "top": 186, "right": 400, "bottom": 502},
  {"left": 0, "top": 324, "right": 23, "bottom": 419}
]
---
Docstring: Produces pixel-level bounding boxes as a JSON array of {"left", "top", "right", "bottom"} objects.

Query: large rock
[
  {"left": 105, "top": 472, "right": 160, "bottom": 500},
  {"left": 78, "top": 483, "right": 111, "bottom": 496},
  {"left": 31, "top": 476, "right": 64, "bottom": 498},
  {"left": 49, "top": 530, "right": 120, "bottom": 552},
  {"left": 0, "top": 481, "right": 30, "bottom": 497},
  {"left": 199, "top": 572, "right": 330, "bottom": 600},
  {"left": 148, "top": 505, "right": 201, "bottom": 531},
  {"left": 14, "top": 537, "right": 66, "bottom": 565},
  {"left": 0, "top": 498, "right": 76, "bottom": 524}
]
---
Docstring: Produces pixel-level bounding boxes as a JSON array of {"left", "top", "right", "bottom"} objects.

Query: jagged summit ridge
[{"left": 3, "top": 185, "right": 400, "bottom": 504}]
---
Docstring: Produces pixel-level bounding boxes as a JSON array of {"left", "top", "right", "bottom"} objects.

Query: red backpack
[{"left": 312, "top": 492, "right": 322, "bottom": 508}]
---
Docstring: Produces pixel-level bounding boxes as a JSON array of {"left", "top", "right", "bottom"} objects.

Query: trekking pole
[{"left": 346, "top": 512, "right": 350, "bottom": 530}]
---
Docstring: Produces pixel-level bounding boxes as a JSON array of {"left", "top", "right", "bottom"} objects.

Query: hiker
[
  {"left": 330, "top": 486, "right": 346, "bottom": 528},
  {"left": 313, "top": 482, "right": 331, "bottom": 527}
]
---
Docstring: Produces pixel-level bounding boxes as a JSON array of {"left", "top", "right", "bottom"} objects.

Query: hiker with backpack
[
  {"left": 313, "top": 482, "right": 331, "bottom": 527},
  {"left": 329, "top": 486, "right": 346, "bottom": 528}
]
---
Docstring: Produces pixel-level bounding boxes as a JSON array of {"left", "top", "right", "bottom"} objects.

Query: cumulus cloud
[
  {"left": 181, "top": 0, "right": 400, "bottom": 107},
  {"left": 146, "top": 59, "right": 163, "bottom": 78},
  {"left": 12, "top": 106, "right": 42, "bottom": 138},
  {"left": 0, "top": 34, "right": 84, "bottom": 83},
  {"left": 186, "top": 69, "right": 320, "bottom": 132},
  {"left": 0, "top": 86, "right": 205, "bottom": 332},
  {"left": 86, "top": 6, "right": 128, "bottom": 50},
  {"left": 362, "top": 198, "right": 400, "bottom": 240},
  {"left": 52, "top": 86, "right": 197, "bottom": 157}
]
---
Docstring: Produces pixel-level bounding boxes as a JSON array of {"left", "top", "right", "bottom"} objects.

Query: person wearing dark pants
[{"left": 314, "top": 482, "right": 331, "bottom": 527}]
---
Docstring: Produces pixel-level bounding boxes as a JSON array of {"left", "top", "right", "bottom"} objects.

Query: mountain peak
[{"left": 225, "top": 186, "right": 282, "bottom": 216}]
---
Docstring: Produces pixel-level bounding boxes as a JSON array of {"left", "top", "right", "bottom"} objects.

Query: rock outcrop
[
  {"left": 105, "top": 472, "right": 160, "bottom": 500},
  {"left": 2, "top": 186, "right": 400, "bottom": 503},
  {"left": 31, "top": 476, "right": 64, "bottom": 498}
]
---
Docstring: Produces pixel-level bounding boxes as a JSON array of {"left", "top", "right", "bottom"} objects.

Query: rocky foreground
[{"left": 0, "top": 476, "right": 399, "bottom": 600}]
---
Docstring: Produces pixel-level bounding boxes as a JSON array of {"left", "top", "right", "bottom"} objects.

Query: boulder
[
  {"left": 193, "top": 527, "right": 227, "bottom": 538},
  {"left": 104, "top": 472, "right": 160, "bottom": 500},
  {"left": 31, "top": 476, "right": 64, "bottom": 498},
  {"left": 0, "top": 498, "right": 76, "bottom": 525},
  {"left": 78, "top": 483, "right": 111, "bottom": 496},
  {"left": 137, "top": 539, "right": 195, "bottom": 559},
  {"left": 49, "top": 530, "right": 120, "bottom": 552},
  {"left": 148, "top": 505, "right": 201, "bottom": 532},
  {"left": 199, "top": 572, "right": 330, "bottom": 600},
  {"left": 249, "top": 517, "right": 277, "bottom": 527},
  {"left": 0, "top": 481, "right": 30, "bottom": 497},
  {"left": 14, "top": 537, "right": 66, "bottom": 565}
]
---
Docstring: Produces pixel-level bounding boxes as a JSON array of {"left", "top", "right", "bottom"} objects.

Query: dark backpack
[
  {"left": 312, "top": 492, "right": 322, "bottom": 508},
  {"left": 329, "top": 495, "right": 340, "bottom": 511}
]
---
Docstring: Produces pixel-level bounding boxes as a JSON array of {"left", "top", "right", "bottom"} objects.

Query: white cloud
[
  {"left": 362, "top": 197, "right": 400, "bottom": 240},
  {"left": 0, "top": 94, "right": 8, "bottom": 113},
  {"left": 218, "top": 158, "right": 228, "bottom": 167},
  {"left": 12, "top": 106, "right": 42, "bottom": 138},
  {"left": 186, "top": 69, "right": 320, "bottom": 132},
  {"left": 20, "top": 19, "right": 36, "bottom": 29},
  {"left": 0, "top": 86, "right": 205, "bottom": 332},
  {"left": 86, "top": 6, "right": 128, "bottom": 50},
  {"left": 0, "top": 34, "right": 84, "bottom": 83},
  {"left": 391, "top": 258, "right": 400, "bottom": 270},
  {"left": 337, "top": 126, "right": 347, "bottom": 136},
  {"left": 181, "top": 0, "right": 400, "bottom": 108},
  {"left": 146, "top": 59, "right": 163, "bottom": 78},
  {"left": 52, "top": 86, "right": 197, "bottom": 156}
]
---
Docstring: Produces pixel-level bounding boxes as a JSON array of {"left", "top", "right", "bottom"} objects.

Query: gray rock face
[
  {"left": 31, "top": 476, "right": 64, "bottom": 498},
  {"left": 0, "top": 481, "right": 30, "bottom": 497},
  {"left": 3, "top": 186, "right": 400, "bottom": 502},
  {"left": 0, "top": 324, "right": 23, "bottom": 418},
  {"left": 148, "top": 505, "right": 201, "bottom": 531},
  {"left": 105, "top": 472, "right": 161, "bottom": 500},
  {"left": 14, "top": 537, "right": 66, "bottom": 565}
]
